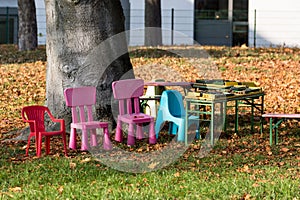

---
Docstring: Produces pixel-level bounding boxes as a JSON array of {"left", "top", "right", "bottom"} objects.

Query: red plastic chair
[
  {"left": 64, "top": 86, "right": 112, "bottom": 151},
  {"left": 112, "top": 79, "right": 156, "bottom": 146},
  {"left": 21, "top": 105, "right": 68, "bottom": 157}
]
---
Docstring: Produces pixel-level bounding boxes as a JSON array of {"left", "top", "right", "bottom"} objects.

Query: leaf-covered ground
[
  {"left": 1, "top": 45, "right": 300, "bottom": 199},
  {"left": 1, "top": 44, "right": 300, "bottom": 146}
]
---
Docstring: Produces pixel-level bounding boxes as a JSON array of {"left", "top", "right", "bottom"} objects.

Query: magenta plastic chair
[
  {"left": 22, "top": 105, "right": 68, "bottom": 157},
  {"left": 64, "top": 87, "right": 112, "bottom": 151},
  {"left": 112, "top": 79, "right": 156, "bottom": 146}
]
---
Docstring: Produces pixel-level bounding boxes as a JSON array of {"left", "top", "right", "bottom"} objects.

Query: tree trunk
[
  {"left": 18, "top": 0, "right": 38, "bottom": 51},
  {"left": 145, "top": 0, "right": 162, "bottom": 46},
  {"left": 45, "top": 0, "right": 133, "bottom": 126}
]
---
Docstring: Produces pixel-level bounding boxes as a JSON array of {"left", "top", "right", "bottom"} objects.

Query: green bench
[{"left": 262, "top": 113, "right": 300, "bottom": 145}]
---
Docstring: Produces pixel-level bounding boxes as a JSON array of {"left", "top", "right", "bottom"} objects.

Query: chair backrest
[
  {"left": 22, "top": 105, "right": 48, "bottom": 133},
  {"left": 64, "top": 87, "right": 96, "bottom": 123},
  {"left": 112, "top": 79, "right": 144, "bottom": 115},
  {"left": 160, "top": 90, "right": 186, "bottom": 118}
]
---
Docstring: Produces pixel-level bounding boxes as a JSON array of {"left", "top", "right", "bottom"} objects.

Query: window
[
  {"left": 0, "top": 18, "right": 15, "bottom": 44},
  {"left": 195, "top": 0, "right": 229, "bottom": 20},
  {"left": 0, "top": 7, "right": 18, "bottom": 44}
]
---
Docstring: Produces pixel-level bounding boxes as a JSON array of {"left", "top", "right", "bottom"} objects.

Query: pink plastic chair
[
  {"left": 112, "top": 79, "right": 156, "bottom": 146},
  {"left": 21, "top": 105, "right": 68, "bottom": 157},
  {"left": 64, "top": 86, "right": 112, "bottom": 151}
]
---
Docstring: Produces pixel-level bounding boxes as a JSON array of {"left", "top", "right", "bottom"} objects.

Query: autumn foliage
[{"left": 1, "top": 45, "right": 300, "bottom": 140}]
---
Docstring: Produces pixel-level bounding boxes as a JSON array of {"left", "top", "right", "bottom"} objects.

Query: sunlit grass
[
  {"left": 1, "top": 45, "right": 300, "bottom": 199},
  {"left": 1, "top": 135, "right": 300, "bottom": 199}
]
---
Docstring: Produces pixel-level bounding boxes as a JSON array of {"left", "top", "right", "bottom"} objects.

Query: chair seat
[
  {"left": 39, "top": 130, "right": 65, "bottom": 136},
  {"left": 71, "top": 121, "right": 108, "bottom": 129},
  {"left": 119, "top": 113, "right": 154, "bottom": 123}
]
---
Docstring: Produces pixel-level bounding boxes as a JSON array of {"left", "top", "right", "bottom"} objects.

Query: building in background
[
  {"left": 0, "top": 0, "right": 45, "bottom": 45},
  {"left": 1, "top": 0, "right": 300, "bottom": 47},
  {"left": 194, "top": 0, "right": 248, "bottom": 46},
  {"left": 128, "top": 0, "right": 194, "bottom": 46},
  {"left": 248, "top": 0, "right": 300, "bottom": 47}
]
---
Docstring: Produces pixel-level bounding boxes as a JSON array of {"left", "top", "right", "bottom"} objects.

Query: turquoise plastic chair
[{"left": 155, "top": 90, "right": 199, "bottom": 142}]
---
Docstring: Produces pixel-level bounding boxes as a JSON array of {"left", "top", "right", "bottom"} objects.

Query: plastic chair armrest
[{"left": 51, "top": 118, "right": 65, "bottom": 131}]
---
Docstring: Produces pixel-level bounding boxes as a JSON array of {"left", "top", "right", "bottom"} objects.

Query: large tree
[
  {"left": 144, "top": 0, "right": 162, "bottom": 46},
  {"left": 18, "top": 0, "right": 38, "bottom": 51},
  {"left": 45, "top": 0, "right": 133, "bottom": 125}
]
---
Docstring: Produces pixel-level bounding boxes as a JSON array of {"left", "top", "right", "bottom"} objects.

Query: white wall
[
  {"left": 0, "top": 0, "right": 45, "bottom": 9},
  {"left": 1, "top": 0, "right": 17, "bottom": 7},
  {"left": 129, "top": 0, "right": 194, "bottom": 46},
  {"left": 2, "top": 0, "right": 194, "bottom": 46},
  {"left": 249, "top": 0, "right": 300, "bottom": 47},
  {"left": 35, "top": 0, "right": 46, "bottom": 45}
]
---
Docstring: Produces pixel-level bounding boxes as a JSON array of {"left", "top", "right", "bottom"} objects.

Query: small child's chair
[
  {"left": 155, "top": 90, "right": 199, "bottom": 143},
  {"left": 21, "top": 105, "right": 68, "bottom": 157},
  {"left": 112, "top": 79, "right": 157, "bottom": 146},
  {"left": 64, "top": 86, "right": 112, "bottom": 151}
]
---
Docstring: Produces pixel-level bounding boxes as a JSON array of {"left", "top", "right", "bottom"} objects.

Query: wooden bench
[{"left": 262, "top": 113, "right": 300, "bottom": 145}]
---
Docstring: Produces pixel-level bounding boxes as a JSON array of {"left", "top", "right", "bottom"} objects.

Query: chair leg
[
  {"left": 26, "top": 135, "right": 33, "bottom": 156},
  {"left": 45, "top": 136, "right": 51, "bottom": 155},
  {"left": 35, "top": 134, "right": 40, "bottom": 156},
  {"left": 127, "top": 123, "right": 135, "bottom": 146},
  {"left": 115, "top": 120, "right": 123, "bottom": 142},
  {"left": 188, "top": 117, "right": 200, "bottom": 139},
  {"left": 90, "top": 129, "right": 98, "bottom": 147},
  {"left": 136, "top": 123, "right": 144, "bottom": 140},
  {"left": 155, "top": 111, "right": 164, "bottom": 138},
  {"left": 69, "top": 128, "right": 77, "bottom": 150},
  {"left": 81, "top": 128, "right": 89, "bottom": 151},
  {"left": 149, "top": 121, "right": 156, "bottom": 144},
  {"left": 62, "top": 133, "right": 68, "bottom": 156},
  {"left": 103, "top": 127, "right": 112, "bottom": 150},
  {"left": 170, "top": 123, "right": 178, "bottom": 135},
  {"left": 195, "top": 129, "right": 200, "bottom": 140},
  {"left": 37, "top": 133, "right": 42, "bottom": 157}
]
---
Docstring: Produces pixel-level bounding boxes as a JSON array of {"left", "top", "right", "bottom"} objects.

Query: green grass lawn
[
  {"left": 1, "top": 130, "right": 300, "bottom": 199},
  {"left": 1, "top": 45, "right": 300, "bottom": 199}
]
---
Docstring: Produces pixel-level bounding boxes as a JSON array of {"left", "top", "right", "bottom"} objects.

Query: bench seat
[{"left": 262, "top": 113, "right": 300, "bottom": 145}]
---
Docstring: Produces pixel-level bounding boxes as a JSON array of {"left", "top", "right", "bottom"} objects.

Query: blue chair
[{"left": 155, "top": 90, "right": 199, "bottom": 143}]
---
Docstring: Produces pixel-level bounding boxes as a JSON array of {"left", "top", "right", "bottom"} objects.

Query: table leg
[
  {"left": 211, "top": 103, "right": 215, "bottom": 145},
  {"left": 275, "top": 123, "right": 278, "bottom": 145},
  {"left": 222, "top": 102, "right": 227, "bottom": 132},
  {"left": 274, "top": 118, "right": 284, "bottom": 145},
  {"left": 251, "top": 99, "right": 254, "bottom": 133},
  {"left": 185, "top": 100, "right": 190, "bottom": 146},
  {"left": 235, "top": 100, "right": 239, "bottom": 133},
  {"left": 269, "top": 117, "right": 273, "bottom": 145},
  {"left": 260, "top": 95, "right": 265, "bottom": 135}
]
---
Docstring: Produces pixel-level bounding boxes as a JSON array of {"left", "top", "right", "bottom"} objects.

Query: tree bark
[
  {"left": 45, "top": 0, "right": 133, "bottom": 126},
  {"left": 145, "top": 0, "right": 162, "bottom": 46},
  {"left": 18, "top": 0, "right": 38, "bottom": 51}
]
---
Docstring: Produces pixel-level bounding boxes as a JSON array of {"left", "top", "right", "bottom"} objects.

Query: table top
[
  {"left": 185, "top": 91, "right": 265, "bottom": 103},
  {"left": 145, "top": 81, "right": 192, "bottom": 87},
  {"left": 262, "top": 113, "right": 300, "bottom": 118},
  {"left": 140, "top": 95, "right": 161, "bottom": 100}
]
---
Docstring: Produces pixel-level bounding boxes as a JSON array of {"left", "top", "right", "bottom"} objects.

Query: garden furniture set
[{"left": 23, "top": 78, "right": 289, "bottom": 157}]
